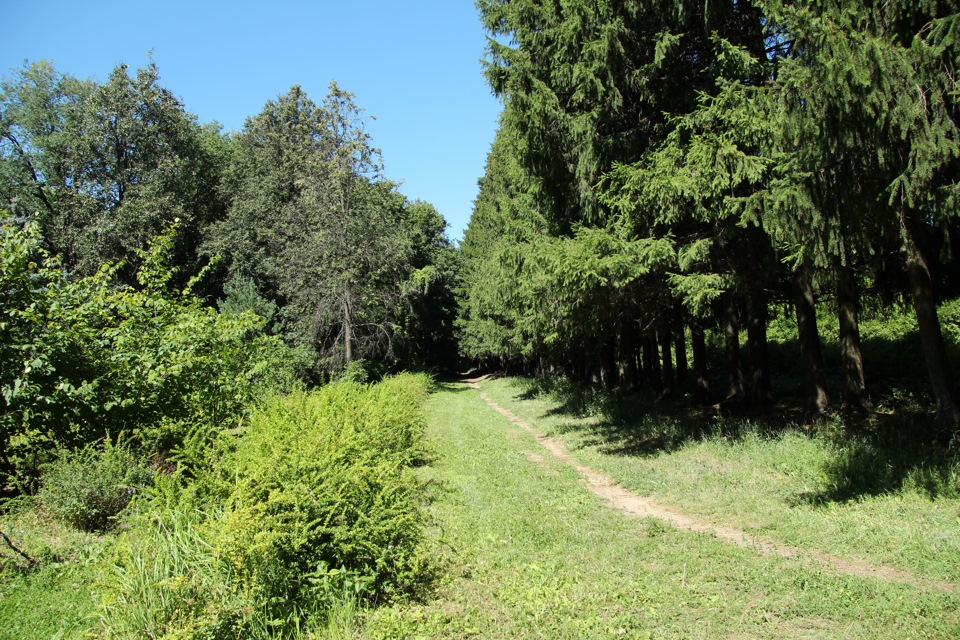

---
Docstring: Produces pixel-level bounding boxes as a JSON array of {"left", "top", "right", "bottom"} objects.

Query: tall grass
[
  {"left": 95, "top": 373, "right": 434, "bottom": 639},
  {"left": 98, "top": 507, "right": 262, "bottom": 639}
]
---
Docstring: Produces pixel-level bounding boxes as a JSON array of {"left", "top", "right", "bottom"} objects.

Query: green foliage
[
  {"left": 217, "top": 272, "right": 278, "bottom": 329},
  {"left": 38, "top": 440, "right": 153, "bottom": 532},
  {"left": 0, "top": 60, "right": 226, "bottom": 286},
  {"left": 96, "top": 373, "right": 433, "bottom": 638},
  {"left": 206, "top": 84, "right": 457, "bottom": 376},
  {"left": 939, "top": 297, "right": 960, "bottom": 346},
  {"left": 463, "top": 0, "right": 960, "bottom": 428},
  {"left": 1, "top": 220, "right": 111, "bottom": 488},
  {"left": 219, "top": 377, "right": 431, "bottom": 596},
  {"left": 339, "top": 358, "right": 377, "bottom": 384},
  {"left": 0, "top": 221, "right": 304, "bottom": 489},
  {"left": 99, "top": 507, "right": 268, "bottom": 639}
]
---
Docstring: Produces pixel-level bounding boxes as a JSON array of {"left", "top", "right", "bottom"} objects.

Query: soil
[{"left": 466, "top": 379, "right": 959, "bottom": 595}]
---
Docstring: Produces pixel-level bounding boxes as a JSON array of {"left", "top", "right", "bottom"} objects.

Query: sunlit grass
[
  {"left": 479, "top": 376, "right": 960, "bottom": 585},
  {"left": 360, "top": 379, "right": 960, "bottom": 638},
  {"left": 0, "top": 502, "right": 104, "bottom": 639},
  {"left": 4, "top": 376, "right": 959, "bottom": 638}
]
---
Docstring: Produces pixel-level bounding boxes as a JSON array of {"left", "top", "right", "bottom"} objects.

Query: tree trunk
[
  {"left": 902, "top": 218, "right": 960, "bottom": 432},
  {"left": 674, "top": 307, "right": 688, "bottom": 390},
  {"left": 745, "top": 283, "right": 771, "bottom": 404},
  {"left": 725, "top": 298, "right": 745, "bottom": 400},
  {"left": 580, "top": 344, "right": 592, "bottom": 383},
  {"left": 621, "top": 322, "right": 640, "bottom": 390},
  {"left": 343, "top": 298, "right": 353, "bottom": 366},
  {"left": 587, "top": 340, "right": 600, "bottom": 384},
  {"left": 659, "top": 324, "right": 674, "bottom": 393},
  {"left": 793, "top": 267, "right": 830, "bottom": 417},
  {"left": 837, "top": 263, "right": 867, "bottom": 415},
  {"left": 643, "top": 331, "right": 662, "bottom": 393},
  {"left": 691, "top": 323, "right": 710, "bottom": 402},
  {"left": 600, "top": 336, "right": 618, "bottom": 389}
]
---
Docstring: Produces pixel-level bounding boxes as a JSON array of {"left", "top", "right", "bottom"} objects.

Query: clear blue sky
[{"left": 0, "top": 0, "right": 502, "bottom": 240}]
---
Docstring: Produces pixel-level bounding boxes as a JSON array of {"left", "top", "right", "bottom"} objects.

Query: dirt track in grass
[{"left": 464, "top": 377, "right": 959, "bottom": 596}]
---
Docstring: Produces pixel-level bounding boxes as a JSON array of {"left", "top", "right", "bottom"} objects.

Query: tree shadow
[
  {"left": 432, "top": 378, "right": 473, "bottom": 394},
  {"left": 794, "top": 407, "right": 960, "bottom": 504},
  {"left": 515, "top": 376, "right": 803, "bottom": 456},
  {"left": 504, "top": 376, "right": 959, "bottom": 504}
]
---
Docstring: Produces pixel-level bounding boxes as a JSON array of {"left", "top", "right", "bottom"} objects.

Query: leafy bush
[
  {"left": 0, "top": 221, "right": 306, "bottom": 491},
  {"left": 97, "top": 373, "right": 434, "bottom": 638},
  {"left": 938, "top": 297, "right": 960, "bottom": 351},
  {"left": 217, "top": 375, "right": 433, "bottom": 609},
  {"left": 340, "top": 358, "right": 375, "bottom": 383},
  {"left": 1, "top": 221, "right": 108, "bottom": 491},
  {"left": 39, "top": 441, "right": 153, "bottom": 532}
]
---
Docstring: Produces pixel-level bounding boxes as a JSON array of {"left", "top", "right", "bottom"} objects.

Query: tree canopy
[
  {"left": 460, "top": 0, "right": 960, "bottom": 430},
  {"left": 1, "top": 62, "right": 458, "bottom": 380}
]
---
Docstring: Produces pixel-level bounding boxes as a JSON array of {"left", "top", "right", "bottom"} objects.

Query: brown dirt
[{"left": 466, "top": 381, "right": 959, "bottom": 596}]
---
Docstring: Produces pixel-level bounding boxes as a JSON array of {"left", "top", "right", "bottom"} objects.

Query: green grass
[
  {"left": 4, "top": 376, "right": 959, "bottom": 638},
  {"left": 478, "top": 376, "right": 960, "bottom": 587},
  {"left": 0, "top": 504, "right": 104, "bottom": 639},
  {"left": 359, "top": 379, "right": 960, "bottom": 638}
]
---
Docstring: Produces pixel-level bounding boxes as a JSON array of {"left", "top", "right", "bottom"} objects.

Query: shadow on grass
[
  {"left": 431, "top": 379, "right": 473, "bottom": 394},
  {"left": 517, "top": 375, "right": 801, "bottom": 454},
  {"left": 797, "top": 407, "right": 960, "bottom": 504},
  {"left": 506, "top": 376, "right": 960, "bottom": 503}
]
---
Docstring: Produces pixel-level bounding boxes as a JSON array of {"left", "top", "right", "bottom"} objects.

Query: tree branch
[{"left": 0, "top": 528, "right": 38, "bottom": 566}]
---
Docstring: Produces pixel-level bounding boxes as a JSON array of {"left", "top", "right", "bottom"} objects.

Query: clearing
[{"left": 361, "top": 377, "right": 960, "bottom": 639}]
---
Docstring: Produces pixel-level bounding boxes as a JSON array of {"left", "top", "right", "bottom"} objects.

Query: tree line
[
  {"left": 1, "top": 60, "right": 458, "bottom": 381},
  {"left": 458, "top": 1, "right": 960, "bottom": 431}
]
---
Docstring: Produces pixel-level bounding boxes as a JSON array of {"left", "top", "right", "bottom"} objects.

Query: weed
[
  {"left": 95, "top": 373, "right": 435, "bottom": 638},
  {"left": 38, "top": 440, "right": 153, "bottom": 532}
]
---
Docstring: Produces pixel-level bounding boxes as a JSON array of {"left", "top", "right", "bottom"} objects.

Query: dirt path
[{"left": 466, "top": 379, "right": 959, "bottom": 596}]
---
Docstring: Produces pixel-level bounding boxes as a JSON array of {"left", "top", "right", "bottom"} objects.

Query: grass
[
  {"left": 0, "top": 502, "right": 104, "bottom": 639},
  {"left": 479, "top": 376, "right": 960, "bottom": 587},
  {"left": 3, "top": 375, "right": 959, "bottom": 638},
  {"left": 359, "top": 379, "right": 960, "bottom": 638}
]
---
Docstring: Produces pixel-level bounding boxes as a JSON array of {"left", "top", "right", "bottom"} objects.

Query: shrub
[
  {"left": 97, "top": 373, "right": 434, "bottom": 638},
  {"left": 218, "top": 375, "right": 433, "bottom": 610},
  {"left": 0, "top": 222, "right": 306, "bottom": 491},
  {"left": 39, "top": 441, "right": 153, "bottom": 532}
]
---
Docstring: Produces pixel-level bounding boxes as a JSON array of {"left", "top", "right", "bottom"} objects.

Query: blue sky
[{"left": 0, "top": 0, "right": 503, "bottom": 240}]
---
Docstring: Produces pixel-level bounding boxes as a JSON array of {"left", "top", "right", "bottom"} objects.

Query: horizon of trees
[
  {"left": 1, "top": 59, "right": 459, "bottom": 379},
  {"left": 459, "top": 0, "right": 960, "bottom": 432},
  {"left": 3, "top": 2, "right": 960, "bottom": 439}
]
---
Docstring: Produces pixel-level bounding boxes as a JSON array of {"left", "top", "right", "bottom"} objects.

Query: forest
[
  {"left": 461, "top": 0, "right": 960, "bottom": 433},
  {"left": 1, "top": 0, "right": 960, "bottom": 637}
]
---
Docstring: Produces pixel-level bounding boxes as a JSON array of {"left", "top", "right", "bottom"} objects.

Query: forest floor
[{"left": 360, "top": 376, "right": 960, "bottom": 639}]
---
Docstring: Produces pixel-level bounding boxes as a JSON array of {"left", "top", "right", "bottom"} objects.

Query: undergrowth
[
  {"left": 95, "top": 373, "right": 435, "bottom": 638},
  {"left": 0, "top": 373, "right": 436, "bottom": 639},
  {"left": 38, "top": 440, "right": 154, "bottom": 532}
]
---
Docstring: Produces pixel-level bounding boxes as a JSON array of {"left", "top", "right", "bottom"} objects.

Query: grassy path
[
  {"left": 470, "top": 380, "right": 958, "bottom": 596},
  {"left": 361, "top": 380, "right": 960, "bottom": 639}
]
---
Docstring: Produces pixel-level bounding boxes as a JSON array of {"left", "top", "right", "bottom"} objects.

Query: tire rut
[{"left": 467, "top": 380, "right": 959, "bottom": 596}]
